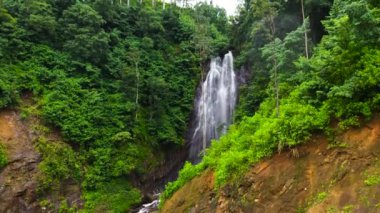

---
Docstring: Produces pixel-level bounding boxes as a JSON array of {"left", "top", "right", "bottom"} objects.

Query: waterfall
[
  {"left": 136, "top": 52, "right": 236, "bottom": 213},
  {"left": 189, "top": 51, "right": 237, "bottom": 162}
]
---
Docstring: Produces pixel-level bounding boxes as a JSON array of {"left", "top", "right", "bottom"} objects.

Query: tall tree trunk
[
  {"left": 24, "top": 0, "right": 31, "bottom": 12},
  {"left": 127, "top": 0, "right": 130, "bottom": 7},
  {"left": 274, "top": 56, "right": 279, "bottom": 118},
  {"left": 269, "top": 10, "right": 280, "bottom": 118},
  {"left": 135, "top": 62, "right": 140, "bottom": 120},
  {"left": 301, "top": 0, "right": 309, "bottom": 59},
  {"left": 163, "top": 0, "right": 166, "bottom": 9}
]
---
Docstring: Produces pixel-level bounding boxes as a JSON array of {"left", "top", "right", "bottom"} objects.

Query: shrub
[
  {"left": 83, "top": 179, "right": 141, "bottom": 212},
  {"left": 36, "top": 137, "right": 81, "bottom": 192},
  {"left": 364, "top": 175, "right": 380, "bottom": 186},
  {"left": 0, "top": 142, "right": 8, "bottom": 169}
]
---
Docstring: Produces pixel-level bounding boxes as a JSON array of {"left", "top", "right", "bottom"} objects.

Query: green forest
[{"left": 0, "top": 0, "right": 379, "bottom": 212}]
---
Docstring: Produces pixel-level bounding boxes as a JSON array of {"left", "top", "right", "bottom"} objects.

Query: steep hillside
[
  {"left": 0, "top": 107, "right": 82, "bottom": 212},
  {"left": 162, "top": 115, "right": 380, "bottom": 212},
  {"left": 1, "top": 0, "right": 379, "bottom": 211},
  {"left": 160, "top": 1, "right": 380, "bottom": 210},
  {"left": 0, "top": 1, "right": 230, "bottom": 211}
]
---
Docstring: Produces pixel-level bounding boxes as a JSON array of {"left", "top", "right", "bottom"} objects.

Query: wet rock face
[{"left": 0, "top": 110, "right": 42, "bottom": 212}]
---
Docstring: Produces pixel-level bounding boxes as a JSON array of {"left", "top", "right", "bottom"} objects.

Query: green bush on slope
[
  {"left": 83, "top": 179, "right": 141, "bottom": 212},
  {"left": 0, "top": 142, "right": 8, "bottom": 169},
  {"left": 161, "top": 99, "right": 329, "bottom": 204},
  {"left": 36, "top": 137, "right": 81, "bottom": 192}
]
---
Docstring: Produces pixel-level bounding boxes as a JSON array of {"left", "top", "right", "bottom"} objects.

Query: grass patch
[
  {"left": 364, "top": 175, "right": 380, "bottom": 186},
  {"left": 342, "top": 204, "right": 354, "bottom": 213},
  {"left": 296, "top": 191, "right": 329, "bottom": 212},
  {"left": 296, "top": 187, "right": 331, "bottom": 212},
  {"left": 327, "top": 141, "right": 349, "bottom": 149},
  {"left": 363, "top": 168, "right": 380, "bottom": 186},
  {"left": 316, "top": 192, "right": 328, "bottom": 203},
  {"left": 327, "top": 206, "right": 339, "bottom": 213},
  {"left": 0, "top": 142, "right": 8, "bottom": 169}
]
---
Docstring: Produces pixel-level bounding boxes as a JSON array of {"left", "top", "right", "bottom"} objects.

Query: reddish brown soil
[
  {"left": 162, "top": 170, "right": 216, "bottom": 213},
  {"left": 162, "top": 115, "right": 380, "bottom": 213},
  {"left": 0, "top": 109, "right": 41, "bottom": 212}
]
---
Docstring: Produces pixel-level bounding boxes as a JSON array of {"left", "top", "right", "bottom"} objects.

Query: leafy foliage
[
  {"left": 2, "top": 0, "right": 379, "bottom": 211},
  {"left": 364, "top": 175, "right": 380, "bottom": 186},
  {"left": 0, "top": 142, "right": 8, "bottom": 169},
  {"left": 162, "top": 0, "right": 380, "bottom": 203},
  {"left": 36, "top": 137, "right": 81, "bottom": 192},
  {"left": 0, "top": 0, "right": 229, "bottom": 211},
  {"left": 83, "top": 179, "right": 142, "bottom": 212}
]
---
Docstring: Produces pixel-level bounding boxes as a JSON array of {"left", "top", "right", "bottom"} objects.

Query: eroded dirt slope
[
  {"left": 0, "top": 107, "right": 82, "bottom": 212},
  {"left": 0, "top": 110, "right": 41, "bottom": 212},
  {"left": 162, "top": 116, "right": 380, "bottom": 213}
]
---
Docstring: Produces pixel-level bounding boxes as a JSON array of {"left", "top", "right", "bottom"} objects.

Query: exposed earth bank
[
  {"left": 0, "top": 108, "right": 82, "bottom": 212},
  {"left": 162, "top": 115, "right": 380, "bottom": 212},
  {"left": 0, "top": 109, "right": 41, "bottom": 212}
]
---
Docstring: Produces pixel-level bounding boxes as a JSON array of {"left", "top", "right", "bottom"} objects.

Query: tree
[
  {"left": 0, "top": 6, "right": 17, "bottom": 59},
  {"left": 300, "top": 0, "right": 309, "bottom": 58},
  {"left": 59, "top": 3, "right": 109, "bottom": 65},
  {"left": 126, "top": 40, "right": 143, "bottom": 120},
  {"left": 261, "top": 21, "right": 311, "bottom": 86},
  {"left": 299, "top": 0, "right": 332, "bottom": 58},
  {"left": 0, "top": 0, "right": 232, "bottom": 211},
  {"left": 193, "top": 5, "right": 213, "bottom": 151},
  {"left": 251, "top": 0, "right": 281, "bottom": 117},
  {"left": 0, "top": 4, "right": 29, "bottom": 62},
  {"left": 135, "top": 6, "right": 164, "bottom": 37},
  {"left": 22, "top": 0, "right": 57, "bottom": 43},
  {"left": 261, "top": 38, "right": 284, "bottom": 117}
]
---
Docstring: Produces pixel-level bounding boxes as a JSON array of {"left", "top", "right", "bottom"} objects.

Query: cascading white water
[
  {"left": 189, "top": 51, "right": 237, "bottom": 161},
  {"left": 137, "top": 199, "right": 159, "bottom": 213},
  {"left": 137, "top": 52, "right": 236, "bottom": 213}
]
